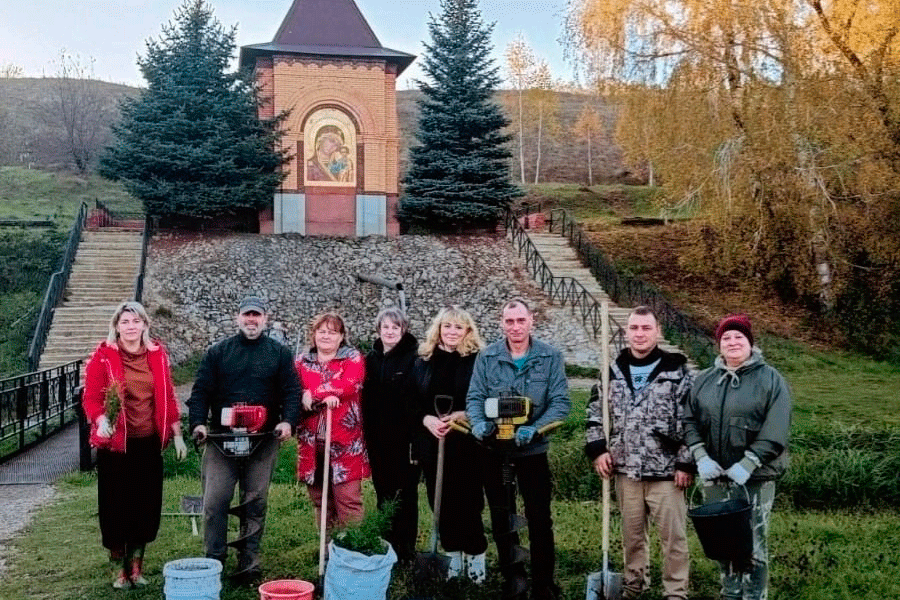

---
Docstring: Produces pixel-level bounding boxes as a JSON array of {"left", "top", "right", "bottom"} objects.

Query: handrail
[
  {"left": 0, "top": 360, "right": 82, "bottom": 464},
  {"left": 504, "top": 208, "right": 626, "bottom": 353},
  {"left": 548, "top": 208, "right": 716, "bottom": 366},
  {"left": 133, "top": 216, "right": 151, "bottom": 303},
  {"left": 27, "top": 202, "right": 88, "bottom": 371}
]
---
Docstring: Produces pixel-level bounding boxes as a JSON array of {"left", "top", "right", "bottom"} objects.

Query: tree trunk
[
  {"left": 533, "top": 105, "right": 543, "bottom": 185},
  {"left": 517, "top": 89, "right": 525, "bottom": 183},
  {"left": 587, "top": 136, "right": 593, "bottom": 186}
]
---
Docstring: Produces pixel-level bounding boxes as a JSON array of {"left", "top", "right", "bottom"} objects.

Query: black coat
[
  {"left": 409, "top": 348, "right": 477, "bottom": 460},
  {"left": 362, "top": 332, "right": 419, "bottom": 465}
]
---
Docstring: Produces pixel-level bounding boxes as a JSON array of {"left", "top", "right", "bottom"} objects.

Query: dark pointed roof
[{"left": 240, "top": 0, "right": 415, "bottom": 74}]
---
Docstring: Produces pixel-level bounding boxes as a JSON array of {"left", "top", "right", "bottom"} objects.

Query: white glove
[
  {"left": 726, "top": 462, "right": 752, "bottom": 485},
  {"left": 173, "top": 435, "right": 188, "bottom": 460},
  {"left": 192, "top": 425, "right": 208, "bottom": 442},
  {"left": 696, "top": 456, "right": 724, "bottom": 481},
  {"left": 96, "top": 415, "right": 114, "bottom": 438},
  {"left": 274, "top": 422, "right": 292, "bottom": 441}
]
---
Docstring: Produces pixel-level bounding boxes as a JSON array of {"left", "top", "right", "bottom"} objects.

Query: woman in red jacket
[
  {"left": 81, "top": 301, "right": 186, "bottom": 589},
  {"left": 295, "top": 312, "right": 369, "bottom": 534}
]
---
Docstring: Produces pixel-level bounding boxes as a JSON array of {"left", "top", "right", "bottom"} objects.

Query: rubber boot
[
  {"left": 465, "top": 552, "right": 486, "bottom": 584},
  {"left": 130, "top": 545, "right": 148, "bottom": 586},
  {"left": 447, "top": 551, "right": 464, "bottom": 578},
  {"left": 112, "top": 546, "right": 132, "bottom": 589},
  {"left": 112, "top": 569, "right": 130, "bottom": 589}
]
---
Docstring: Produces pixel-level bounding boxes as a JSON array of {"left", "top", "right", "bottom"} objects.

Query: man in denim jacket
[{"left": 466, "top": 298, "right": 570, "bottom": 600}]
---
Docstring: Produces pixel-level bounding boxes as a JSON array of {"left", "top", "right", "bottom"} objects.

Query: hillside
[{"left": 0, "top": 78, "right": 626, "bottom": 183}]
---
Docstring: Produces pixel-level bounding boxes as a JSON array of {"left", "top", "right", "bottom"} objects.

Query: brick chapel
[{"left": 240, "top": 0, "right": 414, "bottom": 236}]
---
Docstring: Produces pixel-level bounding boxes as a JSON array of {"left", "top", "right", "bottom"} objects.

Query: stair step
[{"left": 515, "top": 228, "right": 699, "bottom": 365}]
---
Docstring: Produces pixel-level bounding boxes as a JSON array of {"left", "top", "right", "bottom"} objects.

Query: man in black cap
[{"left": 188, "top": 295, "right": 301, "bottom": 583}]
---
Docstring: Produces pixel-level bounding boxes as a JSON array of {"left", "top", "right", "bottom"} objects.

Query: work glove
[
  {"left": 96, "top": 415, "right": 113, "bottom": 438},
  {"left": 696, "top": 456, "right": 725, "bottom": 481},
  {"left": 192, "top": 425, "right": 208, "bottom": 443},
  {"left": 514, "top": 425, "right": 537, "bottom": 447},
  {"left": 726, "top": 453, "right": 760, "bottom": 485},
  {"left": 725, "top": 462, "right": 751, "bottom": 485},
  {"left": 471, "top": 421, "right": 496, "bottom": 441},
  {"left": 173, "top": 435, "right": 188, "bottom": 460}
]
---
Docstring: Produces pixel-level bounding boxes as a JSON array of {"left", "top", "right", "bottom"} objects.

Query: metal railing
[
  {"left": 0, "top": 360, "right": 82, "bottom": 464},
  {"left": 504, "top": 207, "right": 626, "bottom": 352},
  {"left": 134, "top": 216, "right": 151, "bottom": 303},
  {"left": 92, "top": 199, "right": 146, "bottom": 229},
  {"left": 27, "top": 202, "right": 88, "bottom": 371},
  {"left": 548, "top": 208, "right": 716, "bottom": 366}
]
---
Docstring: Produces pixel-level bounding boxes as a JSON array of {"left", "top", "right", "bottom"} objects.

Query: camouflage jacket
[{"left": 585, "top": 347, "right": 694, "bottom": 480}]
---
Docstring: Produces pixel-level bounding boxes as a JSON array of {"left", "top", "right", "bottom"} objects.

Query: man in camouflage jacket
[{"left": 585, "top": 306, "right": 694, "bottom": 600}]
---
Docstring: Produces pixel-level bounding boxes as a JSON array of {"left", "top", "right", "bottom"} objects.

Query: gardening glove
[
  {"left": 471, "top": 421, "right": 496, "bottom": 441},
  {"left": 726, "top": 452, "right": 761, "bottom": 485},
  {"left": 192, "top": 424, "right": 208, "bottom": 443},
  {"left": 515, "top": 425, "right": 537, "bottom": 447},
  {"left": 96, "top": 415, "right": 113, "bottom": 438},
  {"left": 696, "top": 456, "right": 725, "bottom": 481},
  {"left": 173, "top": 435, "right": 188, "bottom": 460}
]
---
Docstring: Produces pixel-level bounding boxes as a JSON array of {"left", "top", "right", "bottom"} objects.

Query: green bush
[{"left": 333, "top": 501, "right": 395, "bottom": 556}]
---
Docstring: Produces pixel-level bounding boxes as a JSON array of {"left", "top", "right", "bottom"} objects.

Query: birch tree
[
  {"left": 505, "top": 34, "right": 535, "bottom": 183},
  {"left": 573, "top": 103, "right": 602, "bottom": 185},
  {"left": 565, "top": 0, "right": 900, "bottom": 355}
]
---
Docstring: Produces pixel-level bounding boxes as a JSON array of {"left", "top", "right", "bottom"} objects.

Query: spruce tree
[
  {"left": 99, "top": 0, "right": 287, "bottom": 223},
  {"left": 399, "top": 0, "right": 519, "bottom": 230}
]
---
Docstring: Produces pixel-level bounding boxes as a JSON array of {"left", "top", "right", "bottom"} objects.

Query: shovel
[
  {"left": 317, "top": 406, "right": 333, "bottom": 594},
  {"left": 587, "top": 301, "right": 623, "bottom": 600},
  {"left": 414, "top": 396, "right": 453, "bottom": 580}
]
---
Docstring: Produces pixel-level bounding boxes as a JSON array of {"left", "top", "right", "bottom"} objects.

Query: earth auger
[
  {"left": 451, "top": 394, "right": 563, "bottom": 600},
  {"left": 201, "top": 405, "right": 273, "bottom": 579}
]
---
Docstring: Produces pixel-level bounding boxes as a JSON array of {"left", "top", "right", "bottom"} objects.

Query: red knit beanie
[{"left": 715, "top": 314, "right": 754, "bottom": 347}]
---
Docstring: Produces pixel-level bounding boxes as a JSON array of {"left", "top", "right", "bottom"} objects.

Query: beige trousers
[{"left": 615, "top": 475, "right": 689, "bottom": 600}]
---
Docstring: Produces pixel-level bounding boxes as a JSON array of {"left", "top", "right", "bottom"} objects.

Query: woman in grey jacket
[{"left": 683, "top": 314, "right": 792, "bottom": 600}]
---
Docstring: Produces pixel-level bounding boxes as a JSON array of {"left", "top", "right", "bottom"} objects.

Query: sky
[{"left": 0, "top": 0, "right": 576, "bottom": 90}]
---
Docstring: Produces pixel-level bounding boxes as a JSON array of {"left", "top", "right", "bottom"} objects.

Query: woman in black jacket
[
  {"left": 361, "top": 307, "right": 420, "bottom": 562},
  {"left": 411, "top": 305, "right": 487, "bottom": 582}
]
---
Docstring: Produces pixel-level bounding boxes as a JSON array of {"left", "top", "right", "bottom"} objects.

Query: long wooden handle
[
  {"left": 318, "top": 406, "right": 333, "bottom": 578},
  {"left": 600, "top": 301, "right": 612, "bottom": 569},
  {"left": 430, "top": 435, "right": 446, "bottom": 553}
]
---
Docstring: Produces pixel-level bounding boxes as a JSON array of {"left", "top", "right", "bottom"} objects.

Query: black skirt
[{"left": 96, "top": 435, "right": 163, "bottom": 550}]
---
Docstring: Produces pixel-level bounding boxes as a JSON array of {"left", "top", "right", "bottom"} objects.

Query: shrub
[{"left": 333, "top": 501, "right": 395, "bottom": 556}]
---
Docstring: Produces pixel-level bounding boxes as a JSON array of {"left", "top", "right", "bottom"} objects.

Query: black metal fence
[
  {"left": 504, "top": 208, "right": 626, "bottom": 353},
  {"left": 0, "top": 360, "right": 82, "bottom": 464},
  {"left": 27, "top": 202, "right": 88, "bottom": 371},
  {"left": 547, "top": 208, "right": 716, "bottom": 366}
]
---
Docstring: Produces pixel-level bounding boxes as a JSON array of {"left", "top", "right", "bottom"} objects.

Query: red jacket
[
  {"left": 295, "top": 346, "right": 370, "bottom": 485},
  {"left": 82, "top": 340, "right": 180, "bottom": 453}
]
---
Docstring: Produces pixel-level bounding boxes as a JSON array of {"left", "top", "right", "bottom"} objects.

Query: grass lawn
[
  {"left": 3, "top": 352, "right": 900, "bottom": 599},
  {"left": 0, "top": 166, "right": 140, "bottom": 225},
  {"left": 3, "top": 461, "right": 899, "bottom": 600}
]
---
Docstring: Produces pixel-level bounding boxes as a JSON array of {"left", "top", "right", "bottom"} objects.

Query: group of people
[
  {"left": 586, "top": 308, "right": 791, "bottom": 600},
  {"left": 82, "top": 295, "right": 790, "bottom": 600},
  {"left": 82, "top": 295, "right": 571, "bottom": 599}
]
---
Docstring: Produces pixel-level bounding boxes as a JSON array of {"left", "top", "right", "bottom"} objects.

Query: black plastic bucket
[{"left": 688, "top": 496, "right": 752, "bottom": 563}]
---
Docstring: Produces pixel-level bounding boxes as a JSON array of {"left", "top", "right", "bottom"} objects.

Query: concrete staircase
[
  {"left": 39, "top": 229, "right": 143, "bottom": 370},
  {"left": 525, "top": 230, "right": 694, "bottom": 363}
]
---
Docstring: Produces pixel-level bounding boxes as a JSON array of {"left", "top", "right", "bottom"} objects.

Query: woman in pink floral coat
[{"left": 295, "top": 312, "right": 369, "bottom": 533}]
